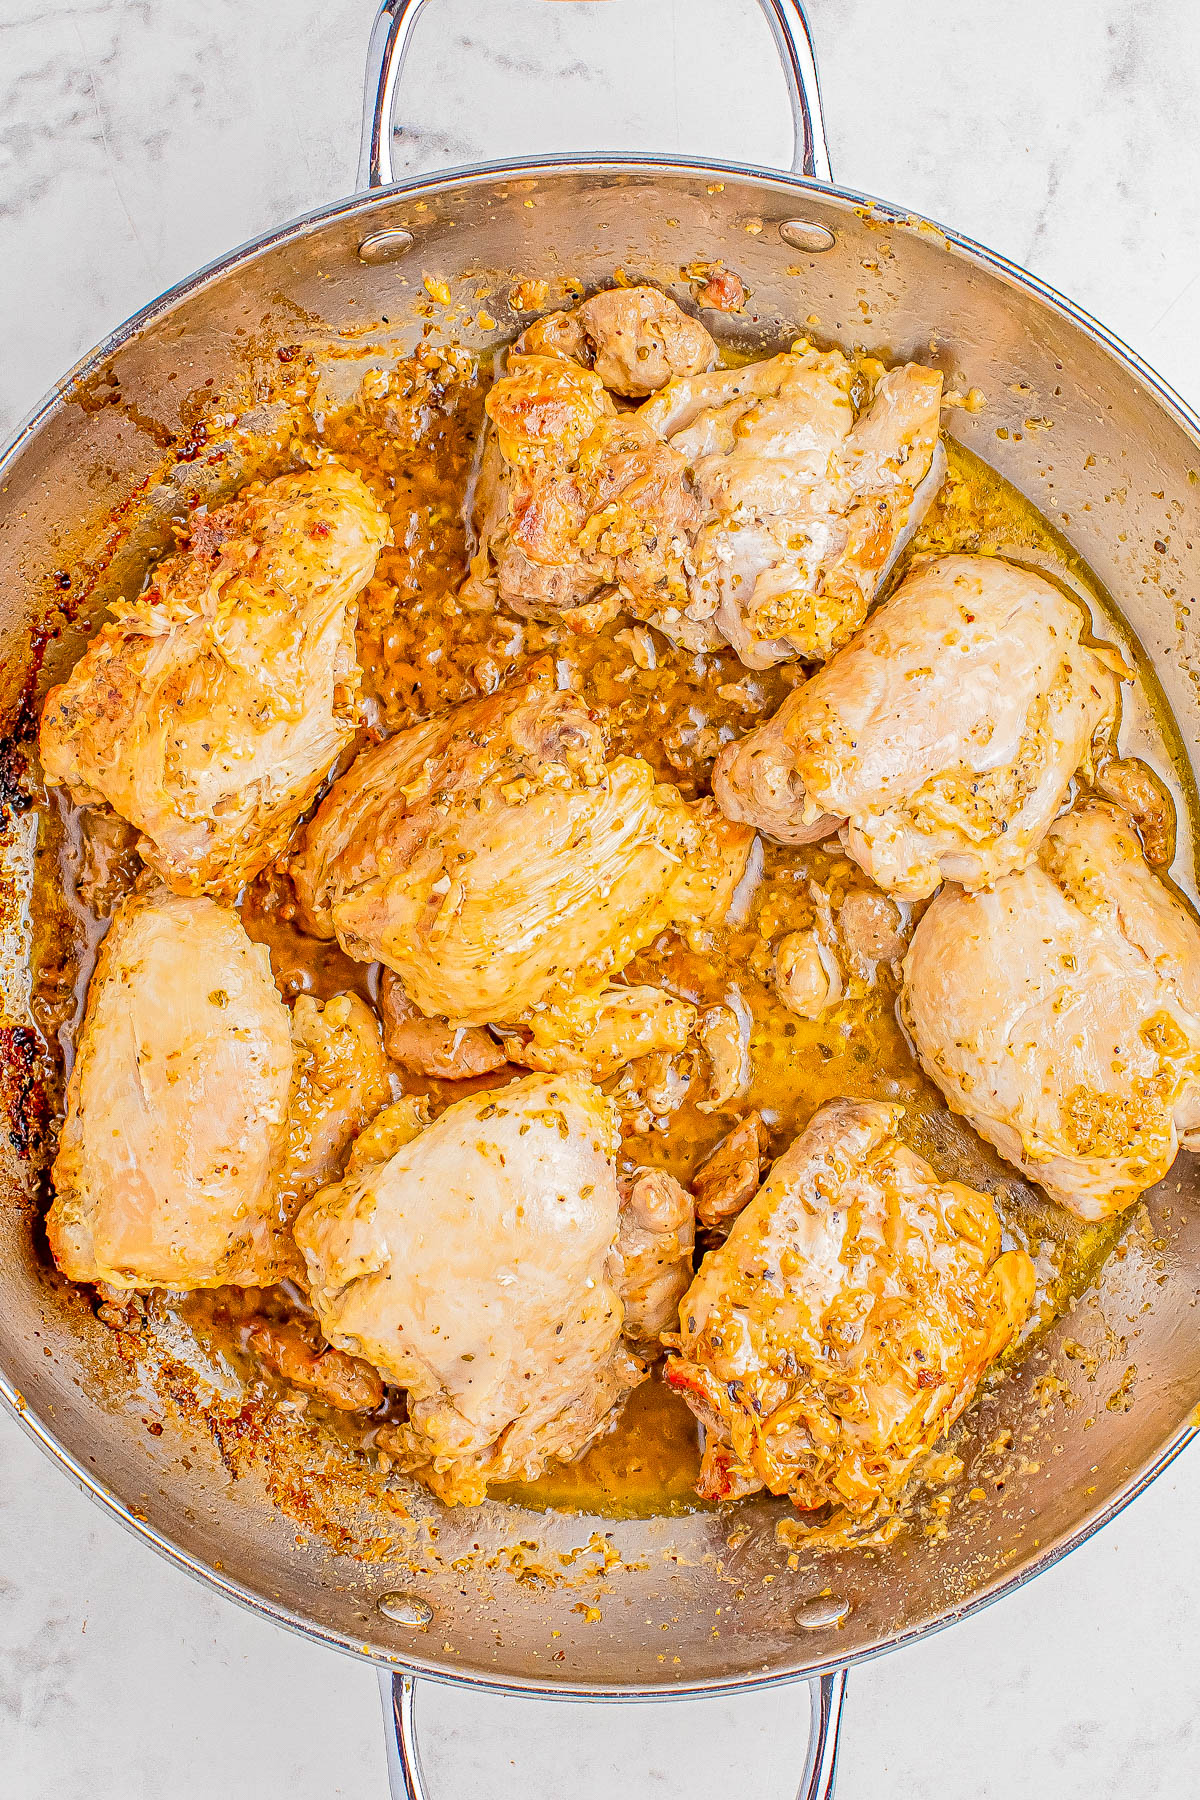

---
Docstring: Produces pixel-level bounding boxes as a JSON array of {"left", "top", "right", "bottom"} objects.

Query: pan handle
[
  {"left": 379, "top": 1666, "right": 848, "bottom": 1799},
  {"left": 357, "top": 0, "right": 832, "bottom": 190}
]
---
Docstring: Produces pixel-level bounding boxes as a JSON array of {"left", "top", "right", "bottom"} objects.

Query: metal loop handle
[
  {"left": 358, "top": 0, "right": 832, "bottom": 190},
  {"left": 380, "top": 1668, "right": 847, "bottom": 1800}
]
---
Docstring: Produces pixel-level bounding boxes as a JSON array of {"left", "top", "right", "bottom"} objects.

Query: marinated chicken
[
  {"left": 294, "top": 1073, "right": 645, "bottom": 1505},
  {"left": 714, "top": 554, "right": 1123, "bottom": 896},
  {"left": 40, "top": 464, "right": 389, "bottom": 898},
  {"left": 379, "top": 971, "right": 509, "bottom": 1081},
  {"left": 665, "top": 1099, "right": 1035, "bottom": 1518},
  {"left": 902, "top": 802, "right": 1200, "bottom": 1220},
  {"left": 636, "top": 350, "right": 945, "bottom": 665},
  {"left": 47, "top": 888, "right": 296, "bottom": 1289},
  {"left": 691, "top": 1112, "right": 769, "bottom": 1230},
  {"left": 516, "top": 284, "right": 717, "bottom": 397},
  {"left": 467, "top": 337, "right": 944, "bottom": 668},
  {"left": 290, "top": 666, "right": 752, "bottom": 1025}
]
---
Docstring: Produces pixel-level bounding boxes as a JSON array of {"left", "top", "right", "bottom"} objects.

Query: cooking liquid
[{"left": 28, "top": 347, "right": 1199, "bottom": 1523}]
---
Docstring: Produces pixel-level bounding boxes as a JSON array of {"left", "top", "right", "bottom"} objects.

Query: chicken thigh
[
  {"left": 290, "top": 667, "right": 752, "bottom": 1025},
  {"left": 636, "top": 349, "right": 945, "bottom": 665},
  {"left": 40, "top": 464, "right": 389, "bottom": 898},
  {"left": 467, "top": 342, "right": 943, "bottom": 662},
  {"left": 48, "top": 888, "right": 296, "bottom": 1289},
  {"left": 902, "top": 802, "right": 1200, "bottom": 1220},
  {"left": 294, "top": 1072, "right": 646, "bottom": 1504},
  {"left": 714, "top": 554, "right": 1122, "bottom": 897},
  {"left": 665, "top": 1098, "right": 1034, "bottom": 1519},
  {"left": 48, "top": 884, "right": 395, "bottom": 1290},
  {"left": 465, "top": 354, "right": 702, "bottom": 624}
]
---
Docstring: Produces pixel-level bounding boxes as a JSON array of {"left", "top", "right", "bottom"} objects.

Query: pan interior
[{"left": 1, "top": 163, "right": 1198, "bottom": 1692}]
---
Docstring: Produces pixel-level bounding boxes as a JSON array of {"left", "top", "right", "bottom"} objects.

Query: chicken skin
[
  {"left": 48, "top": 888, "right": 296, "bottom": 1289},
  {"left": 714, "top": 554, "right": 1123, "bottom": 897},
  {"left": 665, "top": 1099, "right": 1034, "bottom": 1520},
  {"left": 40, "top": 464, "right": 389, "bottom": 899},
  {"left": 294, "top": 1073, "right": 646, "bottom": 1505},
  {"left": 467, "top": 339, "right": 943, "bottom": 664},
  {"left": 902, "top": 803, "right": 1200, "bottom": 1220},
  {"left": 290, "top": 667, "right": 753, "bottom": 1026}
]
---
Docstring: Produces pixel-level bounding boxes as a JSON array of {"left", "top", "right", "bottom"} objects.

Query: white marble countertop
[{"left": 3, "top": 2, "right": 1200, "bottom": 1795}]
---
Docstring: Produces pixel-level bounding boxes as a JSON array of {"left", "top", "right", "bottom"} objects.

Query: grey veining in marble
[{"left": 3, "top": 2, "right": 1200, "bottom": 1797}]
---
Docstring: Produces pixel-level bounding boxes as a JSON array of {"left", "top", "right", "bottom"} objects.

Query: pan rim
[{"left": 2, "top": 150, "right": 1198, "bottom": 1695}]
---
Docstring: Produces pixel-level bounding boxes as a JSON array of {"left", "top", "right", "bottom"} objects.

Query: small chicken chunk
[
  {"left": 692, "top": 1112, "right": 768, "bottom": 1230},
  {"left": 714, "top": 554, "right": 1123, "bottom": 896},
  {"left": 47, "top": 888, "right": 295, "bottom": 1289},
  {"left": 1094, "top": 755, "right": 1176, "bottom": 865},
  {"left": 248, "top": 1320, "right": 385, "bottom": 1412},
  {"left": 516, "top": 284, "right": 717, "bottom": 397},
  {"left": 773, "top": 928, "right": 842, "bottom": 1018},
  {"left": 275, "top": 991, "right": 396, "bottom": 1231},
  {"left": 902, "top": 802, "right": 1200, "bottom": 1220},
  {"left": 666, "top": 1099, "right": 1035, "bottom": 1518},
  {"left": 294, "top": 1073, "right": 644, "bottom": 1505},
  {"left": 638, "top": 351, "right": 945, "bottom": 666},
  {"left": 505, "top": 985, "right": 696, "bottom": 1080},
  {"left": 616, "top": 1168, "right": 696, "bottom": 1352},
  {"left": 291, "top": 667, "right": 752, "bottom": 1025},
  {"left": 40, "top": 465, "right": 389, "bottom": 898},
  {"left": 379, "top": 971, "right": 508, "bottom": 1081}
]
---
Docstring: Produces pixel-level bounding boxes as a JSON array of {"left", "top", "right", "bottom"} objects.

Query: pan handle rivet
[
  {"left": 793, "top": 1595, "right": 851, "bottom": 1630},
  {"left": 779, "top": 220, "right": 836, "bottom": 253},
  {"left": 378, "top": 1591, "right": 434, "bottom": 1626},
  {"left": 358, "top": 228, "right": 415, "bottom": 265}
]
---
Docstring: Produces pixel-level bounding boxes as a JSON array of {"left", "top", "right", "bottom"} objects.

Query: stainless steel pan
[{"left": 2, "top": 4, "right": 1199, "bottom": 1795}]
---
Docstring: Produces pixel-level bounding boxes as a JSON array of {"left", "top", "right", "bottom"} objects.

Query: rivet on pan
[
  {"left": 779, "top": 220, "right": 836, "bottom": 254},
  {"left": 358, "top": 228, "right": 415, "bottom": 265},
  {"left": 378, "top": 1591, "right": 433, "bottom": 1626},
  {"left": 793, "top": 1594, "right": 851, "bottom": 1630}
]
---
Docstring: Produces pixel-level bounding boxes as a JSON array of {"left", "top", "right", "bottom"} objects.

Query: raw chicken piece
[
  {"left": 517, "top": 285, "right": 717, "bottom": 397},
  {"left": 47, "top": 888, "right": 295, "bottom": 1289},
  {"left": 502, "top": 985, "right": 696, "bottom": 1080},
  {"left": 665, "top": 1098, "right": 1034, "bottom": 1517},
  {"left": 40, "top": 465, "right": 389, "bottom": 899},
  {"left": 902, "top": 802, "right": 1200, "bottom": 1220},
  {"left": 714, "top": 554, "right": 1123, "bottom": 896},
  {"left": 294, "top": 1072, "right": 644, "bottom": 1505},
  {"left": 290, "top": 667, "right": 752, "bottom": 1025},
  {"left": 615, "top": 1168, "right": 696, "bottom": 1352},
  {"left": 637, "top": 350, "right": 945, "bottom": 666}
]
